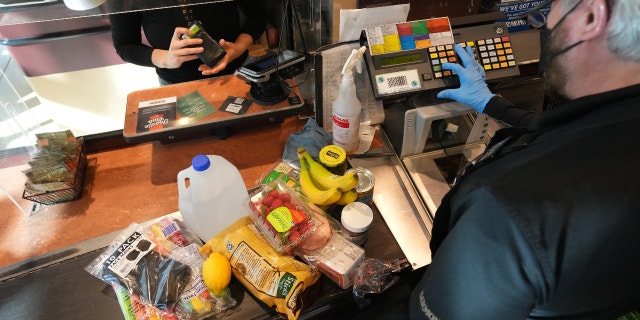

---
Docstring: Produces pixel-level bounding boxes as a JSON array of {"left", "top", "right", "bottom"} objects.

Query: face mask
[
  {"left": 538, "top": 26, "right": 553, "bottom": 77},
  {"left": 537, "top": 0, "right": 585, "bottom": 77}
]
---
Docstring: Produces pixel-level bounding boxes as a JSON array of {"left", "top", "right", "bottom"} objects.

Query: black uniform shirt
[{"left": 410, "top": 84, "right": 640, "bottom": 319}]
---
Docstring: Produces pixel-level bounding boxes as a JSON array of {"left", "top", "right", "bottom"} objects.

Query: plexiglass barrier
[{"left": 0, "top": 66, "right": 42, "bottom": 215}]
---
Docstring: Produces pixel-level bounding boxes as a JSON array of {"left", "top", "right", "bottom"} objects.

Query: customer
[
  {"left": 109, "top": 0, "right": 268, "bottom": 85},
  {"left": 410, "top": 0, "right": 640, "bottom": 319}
]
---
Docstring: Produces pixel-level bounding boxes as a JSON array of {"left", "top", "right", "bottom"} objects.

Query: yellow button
[{"left": 484, "top": 64, "right": 492, "bottom": 70}]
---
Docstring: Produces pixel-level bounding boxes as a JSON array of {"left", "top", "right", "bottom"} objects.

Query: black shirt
[
  {"left": 410, "top": 84, "right": 640, "bottom": 319},
  {"left": 109, "top": 0, "right": 267, "bottom": 84},
  {"left": 484, "top": 95, "right": 538, "bottom": 127}
]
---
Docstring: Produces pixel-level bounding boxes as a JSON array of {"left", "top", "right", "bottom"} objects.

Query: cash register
[{"left": 360, "top": 12, "right": 522, "bottom": 216}]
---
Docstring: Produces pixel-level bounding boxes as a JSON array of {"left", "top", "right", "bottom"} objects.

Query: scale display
[{"left": 380, "top": 53, "right": 423, "bottom": 67}]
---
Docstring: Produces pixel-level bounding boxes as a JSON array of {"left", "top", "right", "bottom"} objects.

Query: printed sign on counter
[
  {"left": 177, "top": 91, "right": 216, "bottom": 120},
  {"left": 220, "top": 96, "right": 252, "bottom": 115},
  {"left": 137, "top": 97, "right": 177, "bottom": 133}
]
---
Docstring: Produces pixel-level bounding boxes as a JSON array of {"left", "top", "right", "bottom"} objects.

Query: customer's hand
[
  {"left": 152, "top": 27, "right": 204, "bottom": 69},
  {"left": 198, "top": 39, "right": 233, "bottom": 75},
  {"left": 437, "top": 44, "right": 495, "bottom": 113},
  {"left": 199, "top": 33, "right": 253, "bottom": 75},
  {"left": 198, "top": 38, "right": 248, "bottom": 75}
]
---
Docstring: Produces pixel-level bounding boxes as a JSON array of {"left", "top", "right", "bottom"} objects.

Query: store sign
[{"left": 496, "top": 0, "right": 552, "bottom": 33}]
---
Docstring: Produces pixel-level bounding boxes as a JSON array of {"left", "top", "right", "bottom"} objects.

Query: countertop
[
  {"left": 0, "top": 115, "right": 418, "bottom": 320},
  {"left": 0, "top": 115, "right": 311, "bottom": 269}
]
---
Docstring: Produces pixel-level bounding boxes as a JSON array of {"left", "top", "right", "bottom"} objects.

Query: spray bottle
[{"left": 332, "top": 46, "right": 367, "bottom": 153}]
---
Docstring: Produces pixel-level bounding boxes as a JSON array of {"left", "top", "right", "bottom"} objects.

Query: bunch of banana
[{"left": 297, "top": 147, "right": 359, "bottom": 206}]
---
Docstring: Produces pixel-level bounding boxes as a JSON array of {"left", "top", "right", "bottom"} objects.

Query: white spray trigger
[{"left": 341, "top": 46, "right": 367, "bottom": 76}]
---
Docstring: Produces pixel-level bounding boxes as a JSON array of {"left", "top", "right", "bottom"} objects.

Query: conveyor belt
[
  {"left": 0, "top": 247, "right": 123, "bottom": 319},
  {"left": 0, "top": 200, "right": 413, "bottom": 319}
]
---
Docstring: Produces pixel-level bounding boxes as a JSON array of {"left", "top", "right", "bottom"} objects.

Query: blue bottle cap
[{"left": 192, "top": 154, "right": 210, "bottom": 171}]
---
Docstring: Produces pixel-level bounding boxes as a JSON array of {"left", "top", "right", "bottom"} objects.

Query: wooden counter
[
  {"left": 0, "top": 115, "right": 414, "bottom": 320},
  {"left": 123, "top": 75, "right": 304, "bottom": 143},
  {"left": 0, "top": 115, "right": 309, "bottom": 269}
]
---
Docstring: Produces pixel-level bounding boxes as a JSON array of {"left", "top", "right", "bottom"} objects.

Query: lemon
[{"left": 202, "top": 252, "right": 232, "bottom": 296}]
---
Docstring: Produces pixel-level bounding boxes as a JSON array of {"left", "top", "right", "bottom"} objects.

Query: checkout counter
[
  {"left": 0, "top": 7, "right": 545, "bottom": 320},
  {"left": 0, "top": 125, "right": 415, "bottom": 320}
]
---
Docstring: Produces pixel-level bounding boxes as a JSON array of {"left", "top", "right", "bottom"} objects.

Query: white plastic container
[
  {"left": 177, "top": 154, "right": 249, "bottom": 242},
  {"left": 332, "top": 75, "right": 362, "bottom": 153},
  {"left": 341, "top": 202, "right": 374, "bottom": 246},
  {"left": 332, "top": 46, "right": 366, "bottom": 153}
]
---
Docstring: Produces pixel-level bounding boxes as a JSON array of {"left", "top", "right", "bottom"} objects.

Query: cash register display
[{"left": 380, "top": 53, "right": 423, "bottom": 67}]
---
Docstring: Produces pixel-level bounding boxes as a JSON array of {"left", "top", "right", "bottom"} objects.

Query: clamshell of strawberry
[{"left": 249, "top": 181, "right": 318, "bottom": 253}]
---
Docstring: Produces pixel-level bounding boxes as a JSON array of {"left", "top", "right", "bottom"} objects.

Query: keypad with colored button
[
  {"left": 428, "top": 35, "right": 517, "bottom": 79},
  {"left": 428, "top": 44, "right": 458, "bottom": 79}
]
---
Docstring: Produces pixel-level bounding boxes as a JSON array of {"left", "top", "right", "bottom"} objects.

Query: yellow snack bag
[{"left": 201, "top": 217, "right": 321, "bottom": 320}]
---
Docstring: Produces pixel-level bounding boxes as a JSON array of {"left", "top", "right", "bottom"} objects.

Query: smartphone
[
  {"left": 238, "top": 50, "right": 305, "bottom": 77},
  {"left": 181, "top": 21, "right": 227, "bottom": 68}
]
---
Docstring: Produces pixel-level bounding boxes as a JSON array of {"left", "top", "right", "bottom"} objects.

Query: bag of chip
[{"left": 201, "top": 216, "right": 321, "bottom": 320}]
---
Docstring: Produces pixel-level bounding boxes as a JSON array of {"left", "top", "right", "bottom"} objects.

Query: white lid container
[{"left": 341, "top": 202, "right": 373, "bottom": 245}]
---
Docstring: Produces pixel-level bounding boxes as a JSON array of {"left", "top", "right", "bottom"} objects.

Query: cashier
[
  {"left": 410, "top": 0, "right": 640, "bottom": 319},
  {"left": 108, "top": 0, "right": 268, "bottom": 85}
]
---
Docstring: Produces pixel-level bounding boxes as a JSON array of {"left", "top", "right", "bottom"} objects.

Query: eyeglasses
[{"left": 520, "top": 0, "right": 555, "bottom": 29}]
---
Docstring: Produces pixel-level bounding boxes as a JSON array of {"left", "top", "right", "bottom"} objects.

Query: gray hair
[
  {"left": 564, "top": 0, "right": 640, "bottom": 60},
  {"left": 607, "top": 0, "right": 640, "bottom": 60}
]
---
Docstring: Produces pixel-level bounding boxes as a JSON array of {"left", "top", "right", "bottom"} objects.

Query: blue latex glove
[{"left": 437, "top": 44, "right": 495, "bottom": 113}]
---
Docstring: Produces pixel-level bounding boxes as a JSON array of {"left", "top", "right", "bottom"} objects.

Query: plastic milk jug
[{"left": 177, "top": 154, "right": 249, "bottom": 241}]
